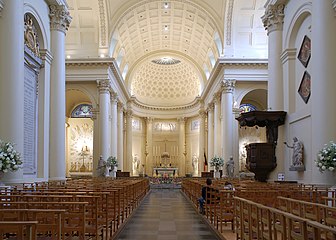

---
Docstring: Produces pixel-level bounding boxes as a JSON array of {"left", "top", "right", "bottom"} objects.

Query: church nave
[{"left": 117, "top": 189, "right": 221, "bottom": 240}]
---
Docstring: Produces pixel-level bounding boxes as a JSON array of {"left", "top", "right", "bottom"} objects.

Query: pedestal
[{"left": 214, "top": 169, "right": 221, "bottom": 179}]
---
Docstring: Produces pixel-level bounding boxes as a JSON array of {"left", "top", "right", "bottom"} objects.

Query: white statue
[
  {"left": 192, "top": 154, "right": 198, "bottom": 174},
  {"left": 133, "top": 154, "right": 140, "bottom": 173},
  {"left": 226, "top": 156, "right": 235, "bottom": 178},
  {"left": 284, "top": 137, "right": 304, "bottom": 166}
]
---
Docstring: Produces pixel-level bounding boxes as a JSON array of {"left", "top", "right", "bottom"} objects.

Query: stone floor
[{"left": 116, "top": 188, "right": 221, "bottom": 240}]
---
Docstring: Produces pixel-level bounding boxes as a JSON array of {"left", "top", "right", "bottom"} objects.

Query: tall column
[
  {"left": 262, "top": 4, "right": 284, "bottom": 110},
  {"left": 207, "top": 103, "right": 214, "bottom": 161},
  {"left": 110, "top": 92, "right": 118, "bottom": 158},
  {"left": 178, "top": 118, "right": 186, "bottom": 176},
  {"left": 213, "top": 93, "right": 221, "bottom": 156},
  {"left": 117, "top": 102, "right": 124, "bottom": 171},
  {"left": 97, "top": 80, "right": 110, "bottom": 161},
  {"left": 91, "top": 108, "right": 100, "bottom": 177},
  {"left": 0, "top": 0, "right": 24, "bottom": 183},
  {"left": 125, "top": 109, "right": 133, "bottom": 174},
  {"left": 49, "top": 4, "right": 71, "bottom": 181},
  {"left": 221, "top": 79, "right": 235, "bottom": 166},
  {"left": 198, "top": 110, "right": 206, "bottom": 175},
  {"left": 311, "top": 1, "right": 336, "bottom": 184},
  {"left": 146, "top": 117, "right": 153, "bottom": 176}
]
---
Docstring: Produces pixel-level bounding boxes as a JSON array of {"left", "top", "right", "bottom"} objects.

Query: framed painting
[
  {"left": 298, "top": 71, "right": 311, "bottom": 104},
  {"left": 297, "top": 35, "right": 311, "bottom": 67}
]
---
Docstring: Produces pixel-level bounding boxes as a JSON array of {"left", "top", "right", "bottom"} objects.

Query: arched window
[
  {"left": 239, "top": 103, "right": 257, "bottom": 113},
  {"left": 71, "top": 104, "right": 93, "bottom": 118}
]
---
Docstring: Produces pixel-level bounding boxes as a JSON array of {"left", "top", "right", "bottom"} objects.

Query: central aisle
[{"left": 116, "top": 188, "right": 220, "bottom": 240}]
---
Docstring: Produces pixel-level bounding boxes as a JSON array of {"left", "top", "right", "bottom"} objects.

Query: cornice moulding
[
  {"left": 132, "top": 97, "right": 201, "bottom": 112},
  {"left": 280, "top": 48, "right": 297, "bottom": 63},
  {"left": 333, "top": 0, "right": 336, "bottom": 12},
  {"left": 66, "top": 58, "right": 114, "bottom": 67}
]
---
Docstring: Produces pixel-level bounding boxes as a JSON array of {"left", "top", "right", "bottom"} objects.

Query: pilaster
[
  {"left": 207, "top": 103, "right": 214, "bottom": 162},
  {"left": 213, "top": 92, "right": 221, "bottom": 156},
  {"left": 110, "top": 92, "right": 118, "bottom": 158},
  {"left": 146, "top": 117, "right": 153, "bottom": 176},
  {"left": 126, "top": 109, "right": 133, "bottom": 174},
  {"left": 178, "top": 117, "right": 186, "bottom": 177},
  {"left": 198, "top": 110, "right": 206, "bottom": 176},
  {"left": 117, "top": 102, "right": 124, "bottom": 171},
  {"left": 91, "top": 108, "right": 100, "bottom": 177}
]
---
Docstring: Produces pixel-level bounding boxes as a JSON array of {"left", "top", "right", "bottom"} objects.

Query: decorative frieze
[
  {"left": 226, "top": 0, "right": 234, "bottom": 45},
  {"left": 261, "top": 4, "right": 285, "bottom": 34},
  {"left": 97, "top": 79, "right": 110, "bottom": 94},
  {"left": 49, "top": 4, "right": 72, "bottom": 34},
  {"left": 221, "top": 79, "right": 236, "bottom": 93}
]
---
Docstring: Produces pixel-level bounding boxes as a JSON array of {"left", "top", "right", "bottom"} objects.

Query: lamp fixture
[
  {"left": 164, "top": 2, "right": 169, "bottom": 9},
  {"left": 164, "top": 25, "right": 169, "bottom": 31}
]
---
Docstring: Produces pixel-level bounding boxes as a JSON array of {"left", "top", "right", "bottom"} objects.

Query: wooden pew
[
  {"left": 0, "top": 221, "right": 38, "bottom": 240},
  {"left": 0, "top": 209, "right": 64, "bottom": 240}
]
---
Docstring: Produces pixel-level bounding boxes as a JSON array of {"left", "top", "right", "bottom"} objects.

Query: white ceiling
[{"left": 65, "top": 0, "right": 267, "bottom": 106}]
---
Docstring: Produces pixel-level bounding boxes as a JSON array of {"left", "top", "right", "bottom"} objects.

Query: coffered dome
[{"left": 130, "top": 56, "right": 201, "bottom": 107}]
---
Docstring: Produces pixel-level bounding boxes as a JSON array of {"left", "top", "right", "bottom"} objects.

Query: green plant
[{"left": 106, "top": 156, "right": 118, "bottom": 168}]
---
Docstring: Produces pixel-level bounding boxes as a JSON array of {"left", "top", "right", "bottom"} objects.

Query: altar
[{"left": 153, "top": 167, "right": 178, "bottom": 177}]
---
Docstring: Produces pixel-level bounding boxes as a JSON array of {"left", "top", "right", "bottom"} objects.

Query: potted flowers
[
  {"left": 315, "top": 141, "right": 336, "bottom": 172},
  {"left": 0, "top": 139, "right": 22, "bottom": 173},
  {"left": 210, "top": 156, "right": 224, "bottom": 178},
  {"left": 106, "top": 156, "right": 118, "bottom": 178}
]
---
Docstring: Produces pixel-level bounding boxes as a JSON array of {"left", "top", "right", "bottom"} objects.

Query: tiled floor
[{"left": 116, "top": 188, "right": 220, "bottom": 240}]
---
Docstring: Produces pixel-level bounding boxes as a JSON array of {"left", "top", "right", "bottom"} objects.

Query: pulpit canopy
[
  {"left": 235, "top": 111, "right": 286, "bottom": 127},
  {"left": 236, "top": 110, "right": 287, "bottom": 144}
]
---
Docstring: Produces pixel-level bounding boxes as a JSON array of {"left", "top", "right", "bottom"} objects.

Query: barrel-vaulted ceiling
[{"left": 65, "top": 0, "right": 267, "bottom": 106}]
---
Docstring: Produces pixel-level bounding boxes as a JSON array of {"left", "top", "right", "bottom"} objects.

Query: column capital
[
  {"left": 126, "top": 110, "right": 133, "bottom": 118},
  {"left": 97, "top": 79, "right": 110, "bottom": 94},
  {"left": 221, "top": 79, "right": 236, "bottom": 93},
  {"left": 207, "top": 102, "right": 214, "bottom": 112},
  {"left": 146, "top": 117, "right": 154, "bottom": 123},
  {"left": 333, "top": 0, "right": 336, "bottom": 12},
  {"left": 199, "top": 110, "right": 207, "bottom": 119},
  {"left": 110, "top": 92, "right": 118, "bottom": 104},
  {"left": 178, "top": 117, "right": 186, "bottom": 123},
  {"left": 90, "top": 107, "right": 99, "bottom": 120},
  {"left": 261, "top": 4, "right": 285, "bottom": 34},
  {"left": 117, "top": 102, "right": 124, "bottom": 111},
  {"left": 213, "top": 92, "right": 221, "bottom": 104},
  {"left": 49, "top": 4, "right": 72, "bottom": 34}
]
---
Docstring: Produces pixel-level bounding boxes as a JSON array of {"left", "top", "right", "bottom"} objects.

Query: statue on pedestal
[
  {"left": 226, "top": 156, "right": 234, "bottom": 178},
  {"left": 284, "top": 137, "right": 305, "bottom": 171}
]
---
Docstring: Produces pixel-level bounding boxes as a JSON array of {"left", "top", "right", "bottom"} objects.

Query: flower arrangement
[
  {"left": 0, "top": 140, "right": 22, "bottom": 172},
  {"left": 106, "top": 156, "right": 118, "bottom": 168},
  {"left": 210, "top": 156, "right": 224, "bottom": 170},
  {"left": 315, "top": 141, "right": 336, "bottom": 172}
]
